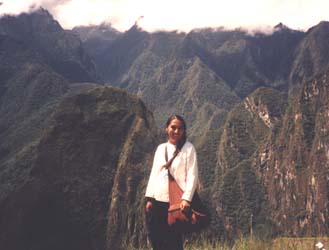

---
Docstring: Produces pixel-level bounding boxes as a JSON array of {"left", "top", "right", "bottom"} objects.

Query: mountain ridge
[
  {"left": 0, "top": 8, "right": 98, "bottom": 83},
  {"left": 1, "top": 8, "right": 329, "bottom": 248}
]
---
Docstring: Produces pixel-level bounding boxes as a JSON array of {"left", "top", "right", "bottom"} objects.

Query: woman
[{"left": 145, "top": 115, "right": 198, "bottom": 250}]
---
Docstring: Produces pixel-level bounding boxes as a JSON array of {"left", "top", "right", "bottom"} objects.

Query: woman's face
[{"left": 166, "top": 118, "right": 185, "bottom": 145}]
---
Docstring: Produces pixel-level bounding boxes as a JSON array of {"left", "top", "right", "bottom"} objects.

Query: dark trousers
[{"left": 146, "top": 200, "right": 183, "bottom": 250}]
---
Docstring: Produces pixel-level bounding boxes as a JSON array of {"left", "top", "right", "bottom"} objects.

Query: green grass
[{"left": 182, "top": 236, "right": 329, "bottom": 250}]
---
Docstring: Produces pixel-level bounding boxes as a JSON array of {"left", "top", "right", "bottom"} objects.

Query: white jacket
[{"left": 145, "top": 141, "right": 198, "bottom": 202}]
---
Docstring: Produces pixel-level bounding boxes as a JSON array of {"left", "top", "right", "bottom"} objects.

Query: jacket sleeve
[
  {"left": 181, "top": 144, "right": 198, "bottom": 202},
  {"left": 145, "top": 145, "right": 161, "bottom": 198}
]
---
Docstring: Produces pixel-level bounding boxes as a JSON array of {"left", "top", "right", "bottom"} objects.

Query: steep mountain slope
[
  {"left": 94, "top": 26, "right": 242, "bottom": 134},
  {"left": 185, "top": 25, "right": 304, "bottom": 97},
  {"left": 255, "top": 66, "right": 329, "bottom": 236},
  {"left": 214, "top": 66, "right": 329, "bottom": 237},
  {"left": 72, "top": 23, "right": 121, "bottom": 82},
  {"left": 0, "top": 33, "right": 69, "bottom": 166},
  {"left": 249, "top": 25, "right": 304, "bottom": 90},
  {"left": 0, "top": 8, "right": 98, "bottom": 82},
  {"left": 93, "top": 25, "right": 151, "bottom": 83},
  {"left": 2, "top": 8, "right": 329, "bottom": 245},
  {"left": 0, "top": 86, "right": 158, "bottom": 250},
  {"left": 77, "top": 23, "right": 304, "bottom": 135},
  {"left": 290, "top": 21, "right": 329, "bottom": 88},
  {"left": 214, "top": 87, "right": 288, "bottom": 237},
  {"left": 0, "top": 11, "right": 159, "bottom": 249}
]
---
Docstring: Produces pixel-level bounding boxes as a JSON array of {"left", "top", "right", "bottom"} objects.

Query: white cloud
[
  {"left": 0, "top": 0, "right": 69, "bottom": 15},
  {"left": 0, "top": 0, "right": 328, "bottom": 32}
]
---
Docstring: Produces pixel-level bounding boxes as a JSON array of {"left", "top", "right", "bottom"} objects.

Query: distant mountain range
[{"left": 0, "top": 8, "right": 329, "bottom": 249}]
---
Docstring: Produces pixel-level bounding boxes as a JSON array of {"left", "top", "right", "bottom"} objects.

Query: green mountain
[
  {"left": 0, "top": 33, "right": 69, "bottom": 166},
  {"left": 212, "top": 65, "right": 329, "bottom": 237},
  {"left": 78, "top": 22, "right": 304, "bottom": 138},
  {"left": 0, "top": 10, "right": 158, "bottom": 250},
  {"left": 77, "top": 20, "right": 329, "bottom": 239},
  {"left": 1, "top": 8, "right": 329, "bottom": 249},
  {"left": 0, "top": 86, "right": 158, "bottom": 250},
  {"left": 214, "top": 87, "right": 288, "bottom": 237},
  {"left": 257, "top": 66, "right": 329, "bottom": 236}
]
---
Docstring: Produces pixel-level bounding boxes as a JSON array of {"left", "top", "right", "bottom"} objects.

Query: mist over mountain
[
  {"left": 0, "top": 8, "right": 98, "bottom": 82},
  {"left": 1, "top": 8, "right": 329, "bottom": 249}
]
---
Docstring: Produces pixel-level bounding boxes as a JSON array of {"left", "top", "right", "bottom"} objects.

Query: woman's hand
[
  {"left": 180, "top": 200, "right": 191, "bottom": 212},
  {"left": 145, "top": 201, "right": 153, "bottom": 213}
]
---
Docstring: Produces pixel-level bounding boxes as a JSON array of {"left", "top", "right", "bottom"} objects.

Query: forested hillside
[{"left": 1, "top": 8, "right": 329, "bottom": 249}]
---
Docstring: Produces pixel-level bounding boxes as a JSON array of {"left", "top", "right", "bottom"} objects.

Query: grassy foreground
[{"left": 183, "top": 236, "right": 329, "bottom": 250}]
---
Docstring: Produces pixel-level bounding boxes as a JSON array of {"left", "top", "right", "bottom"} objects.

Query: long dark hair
[{"left": 166, "top": 114, "right": 187, "bottom": 151}]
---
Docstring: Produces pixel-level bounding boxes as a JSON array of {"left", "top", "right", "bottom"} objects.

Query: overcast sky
[{"left": 0, "top": 0, "right": 328, "bottom": 32}]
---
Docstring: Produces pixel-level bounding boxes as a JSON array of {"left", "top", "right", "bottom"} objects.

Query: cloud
[
  {"left": 0, "top": 0, "right": 328, "bottom": 32},
  {"left": 0, "top": 0, "right": 69, "bottom": 15}
]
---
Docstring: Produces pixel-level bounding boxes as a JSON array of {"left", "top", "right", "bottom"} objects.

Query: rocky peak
[
  {"left": 306, "top": 21, "right": 329, "bottom": 33},
  {"left": 26, "top": 7, "right": 62, "bottom": 31},
  {"left": 274, "top": 22, "right": 290, "bottom": 32},
  {"left": 72, "top": 23, "right": 121, "bottom": 42},
  {"left": 290, "top": 21, "right": 329, "bottom": 88},
  {"left": 0, "top": 8, "right": 61, "bottom": 37},
  {"left": 125, "top": 23, "right": 147, "bottom": 37},
  {"left": 0, "top": 8, "right": 98, "bottom": 82},
  {"left": 95, "top": 23, "right": 150, "bottom": 83}
]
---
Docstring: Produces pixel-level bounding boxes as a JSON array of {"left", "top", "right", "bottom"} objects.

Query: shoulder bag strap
[{"left": 162, "top": 145, "right": 179, "bottom": 170}]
